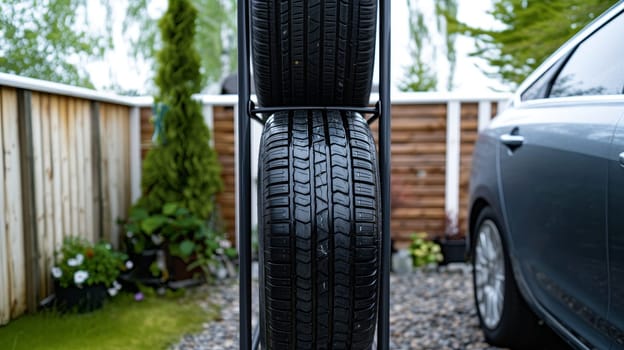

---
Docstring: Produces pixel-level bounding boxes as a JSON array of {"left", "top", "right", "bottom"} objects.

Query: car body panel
[
  {"left": 608, "top": 116, "right": 624, "bottom": 348},
  {"left": 495, "top": 99, "right": 619, "bottom": 348},
  {"left": 468, "top": 2, "right": 624, "bottom": 348}
]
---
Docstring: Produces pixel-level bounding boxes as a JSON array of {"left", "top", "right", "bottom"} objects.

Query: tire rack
[{"left": 237, "top": 0, "right": 391, "bottom": 348}]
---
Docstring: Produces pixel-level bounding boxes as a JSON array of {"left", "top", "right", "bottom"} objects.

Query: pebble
[{"left": 171, "top": 263, "right": 506, "bottom": 349}]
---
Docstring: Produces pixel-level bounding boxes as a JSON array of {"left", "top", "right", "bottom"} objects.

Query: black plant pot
[
  {"left": 124, "top": 249, "right": 166, "bottom": 288},
  {"left": 129, "top": 249, "right": 160, "bottom": 279},
  {"left": 54, "top": 281, "right": 107, "bottom": 313},
  {"left": 437, "top": 238, "right": 467, "bottom": 265}
]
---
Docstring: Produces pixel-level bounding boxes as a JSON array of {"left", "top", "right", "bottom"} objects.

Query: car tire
[
  {"left": 258, "top": 110, "right": 380, "bottom": 349},
  {"left": 251, "top": 0, "right": 377, "bottom": 107},
  {"left": 473, "top": 207, "right": 547, "bottom": 349}
]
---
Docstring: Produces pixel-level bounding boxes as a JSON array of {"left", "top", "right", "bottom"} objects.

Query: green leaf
[
  {"left": 141, "top": 215, "right": 169, "bottom": 234},
  {"left": 179, "top": 240, "right": 195, "bottom": 258},
  {"left": 150, "top": 261, "right": 161, "bottom": 277},
  {"left": 163, "top": 202, "right": 179, "bottom": 216},
  {"left": 129, "top": 207, "right": 149, "bottom": 221}
]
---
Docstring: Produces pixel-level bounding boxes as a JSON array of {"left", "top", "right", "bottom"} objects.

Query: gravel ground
[{"left": 172, "top": 264, "right": 505, "bottom": 350}]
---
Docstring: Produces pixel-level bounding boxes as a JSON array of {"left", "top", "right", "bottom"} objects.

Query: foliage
[
  {"left": 446, "top": 0, "right": 614, "bottom": 86},
  {"left": 435, "top": 0, "right": 458, "bottom": 90},
  {"left": 0, "top": 291, "right": 217, "bottom": 350},
  {"left": 0, "top": 0, "right": 112, "bottom": 88},
  {"left": 409, "top": 233, "right": 443, "bottom": 267},
  {"left": 53, "top": 237, "right": 127, "bottom": 288},
  {"left": 136, "top": 0, "right": 223, "bottom": 222},
  {"left": 125, "top": 203, "right": 236, "bottom": 278},
  {"left": 400, "top": 0, "right": 458, "bottom": 92},
  {"left": 124, "top": 0, "right": 236, "bottom": 90}
]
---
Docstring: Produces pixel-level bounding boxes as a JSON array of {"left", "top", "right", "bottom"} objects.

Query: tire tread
[{"left": 259, "top": 110, "right": 379, "bottom": 349}]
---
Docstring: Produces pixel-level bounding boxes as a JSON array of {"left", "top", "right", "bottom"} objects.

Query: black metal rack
[{"left": 237, "top": 0, "right": 391, "bottom": 348}]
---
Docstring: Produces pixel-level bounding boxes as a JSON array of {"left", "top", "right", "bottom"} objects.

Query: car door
[
  {"left": 497, "top": 11, "right": 624, "bottom": 348},
  {"left": 608, "top": 116, "right": 624, "bottom": 348}
]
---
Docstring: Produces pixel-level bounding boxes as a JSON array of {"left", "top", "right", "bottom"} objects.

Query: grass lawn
[{"left": 0, "top": 290, "right": 218, "bottom": 350}]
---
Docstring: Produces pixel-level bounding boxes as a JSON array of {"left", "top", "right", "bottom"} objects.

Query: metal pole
[
  {"left": 238, "top": 0, "right": 252, "bottom": 348},
  {"left": 377, "top": 0, "right": 391, "bottom": 348}
]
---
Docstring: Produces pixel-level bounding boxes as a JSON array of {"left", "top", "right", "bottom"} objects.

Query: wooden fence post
[
  {"left": 90, "top": 101, "right": 103, "bottom": 241},
  {"left": 0, "top": 87, "right": 10, "bottom": 325},
  {"left": 129, "top": 107, "right": 141, "bottom": 203},
  {"left": 17, "top": 89, "right": 40, "bottom": 313},
  {"left": 2, "top": 87, "right": 27, "bottom": 319}
]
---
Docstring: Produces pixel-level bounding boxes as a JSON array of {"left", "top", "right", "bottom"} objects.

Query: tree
[
  {"left": 448, "top": 0, "right": 614, "bottom": 87},
  {"left": 0, "top": 0, "right": 112, "bottom": 88},
  {"left": 137, "top": 0, "right": 223, "bottom": 220},
  {"left": 400, "top": 0, "right": 458, "bottom": 92},
  {"left": 435, "top": 0, "right": 458, "bottom": 90},
  {"left": 124, "top": 0, "right": 236, "bottom": 92}
]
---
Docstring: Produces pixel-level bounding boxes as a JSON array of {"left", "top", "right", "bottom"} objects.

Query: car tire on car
[
  {"left": 258, "top": 110, "right": 380, "bottom": 350},
  {"left": 251, "top": 0, "right": 378, "bottom": 107},
  {"left": 472, "top": 207, "right": 563, "bottom": 349}
]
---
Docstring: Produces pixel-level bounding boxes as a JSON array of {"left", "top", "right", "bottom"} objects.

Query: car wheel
[
  {"left": 250, "top": 0, "right": 377, "bottom": 107},
  {"left": 473, "top": 207, "right": 545, "bottom": 349},
  {"left": 258, "top": 110, "right": 380, "bottom": 349}
]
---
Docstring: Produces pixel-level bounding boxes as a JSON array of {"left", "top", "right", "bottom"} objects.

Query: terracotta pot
[{"left": 167, "top": 254, "right": 203, "bottom": 282}]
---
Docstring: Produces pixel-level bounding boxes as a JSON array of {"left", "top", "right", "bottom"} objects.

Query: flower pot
[
  {"left": 54, "top": 280, "right": 107, "bottom": 313},
  {"left": 438, "top": 238, "right": 467, "bottom": 265},
  {"left": 167, "top": 254, "right": 203, "bottom": 282},
  {"left": 129, "top": 249, "right": 161, "bottom": 279}
]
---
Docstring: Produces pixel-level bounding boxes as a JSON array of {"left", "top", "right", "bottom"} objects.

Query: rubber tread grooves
[
  {"left": 251, "top": 0, "right": 377, "bottom": 107},
  {"left": 259, "top": 110, "right": 380, "bottom": 349}
]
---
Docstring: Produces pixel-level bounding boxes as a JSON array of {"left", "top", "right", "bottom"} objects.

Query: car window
[
  {"left": 521, "top": 56, "right": 567, "bottom": 101},
  {"left": 550, "top": 12, "right": 624, "bottom": 98}
]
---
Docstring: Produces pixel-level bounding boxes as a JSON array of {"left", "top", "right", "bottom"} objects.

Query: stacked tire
[{"left": 252, "top": 1, "right": 380, "bottom": 349}]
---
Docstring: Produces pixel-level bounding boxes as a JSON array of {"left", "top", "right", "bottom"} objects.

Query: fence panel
[
  {"left": 1, "top": 87, "right": 27, "bottom": 320},
  {"left": 0, "top": 81, "right": 134, "bottom": 324},
  {"left": 369, "top": 103, "right": 448, "bottom": 242},
  {"left": 99, "top": 103, "right": 131, "bottom": 246},
  {"left": 0, "top": 87, "right": 11, "bottom": 325}
]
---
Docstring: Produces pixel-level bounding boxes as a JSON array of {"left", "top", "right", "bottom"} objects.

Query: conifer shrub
[{"left": 137, "top": 0, "right": 223, "bottom": 221}]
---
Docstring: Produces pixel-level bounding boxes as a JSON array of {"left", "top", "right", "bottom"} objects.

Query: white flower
[
  {"left": 51, "top": 266, "right": 63, "bottom": 279},
  {"left": 125, "top": 260, "right": 134, "bottom": 270},
  {"left": 151, "top": 234, "right": 164, "bottom": 245},
  {"left": 73, "top": 270, "right": 89, "bottom": 285},
  {"left": 113, "top": 281, "right": 122, "bottom": 290},
  {"left": 67, "top": 258, "right": 79, "bottom": 267},
  {"left": 126, "top": 231, "right": 134, "bottom": 238},
  {"left": 75, "top": 254, "right": 84, "bottom": 265},
  {"left": 219, "top": 240, "right": 231, "bottom": 249},
  {"left": 105, "top": 243, "right": 112, "bottom": 250},
  {"left": 216, "top": 248, "right": 224, "bottom": 255},
  {"left": 108, "top": 288, "right": 118, "bottom": 297},
  {"left": 216, "top": 267, "right": 228, "bottom": 279}
]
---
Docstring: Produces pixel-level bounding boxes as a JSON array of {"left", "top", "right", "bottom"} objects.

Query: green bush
[
  {"left": 125, "top": 203, "right": 237, "bottom": 278},
  {"left": 136, "top": 0, "right": 223, "bottom": 221},
  {"left": 409, "top": 233, "right": 443, "bottom": 267},
  {"left": 53, "top": 237, "right": 128, "bottom": 288}
]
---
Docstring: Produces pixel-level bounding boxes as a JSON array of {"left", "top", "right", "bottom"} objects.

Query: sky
[{"left": 87, "top": 0, "right": 511, "bottom": 94}]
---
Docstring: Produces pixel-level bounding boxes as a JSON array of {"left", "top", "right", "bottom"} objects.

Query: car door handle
[{"left": 500, "top": 134, "right": 525, "bottom": 147}]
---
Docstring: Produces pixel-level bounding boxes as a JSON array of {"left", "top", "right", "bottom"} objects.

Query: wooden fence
[
  {"left": 0, "top": 72, "right": 510, "bottom": 325},
  {"left": 0, "top": 75, "right": 141, "bottom": 325}
]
